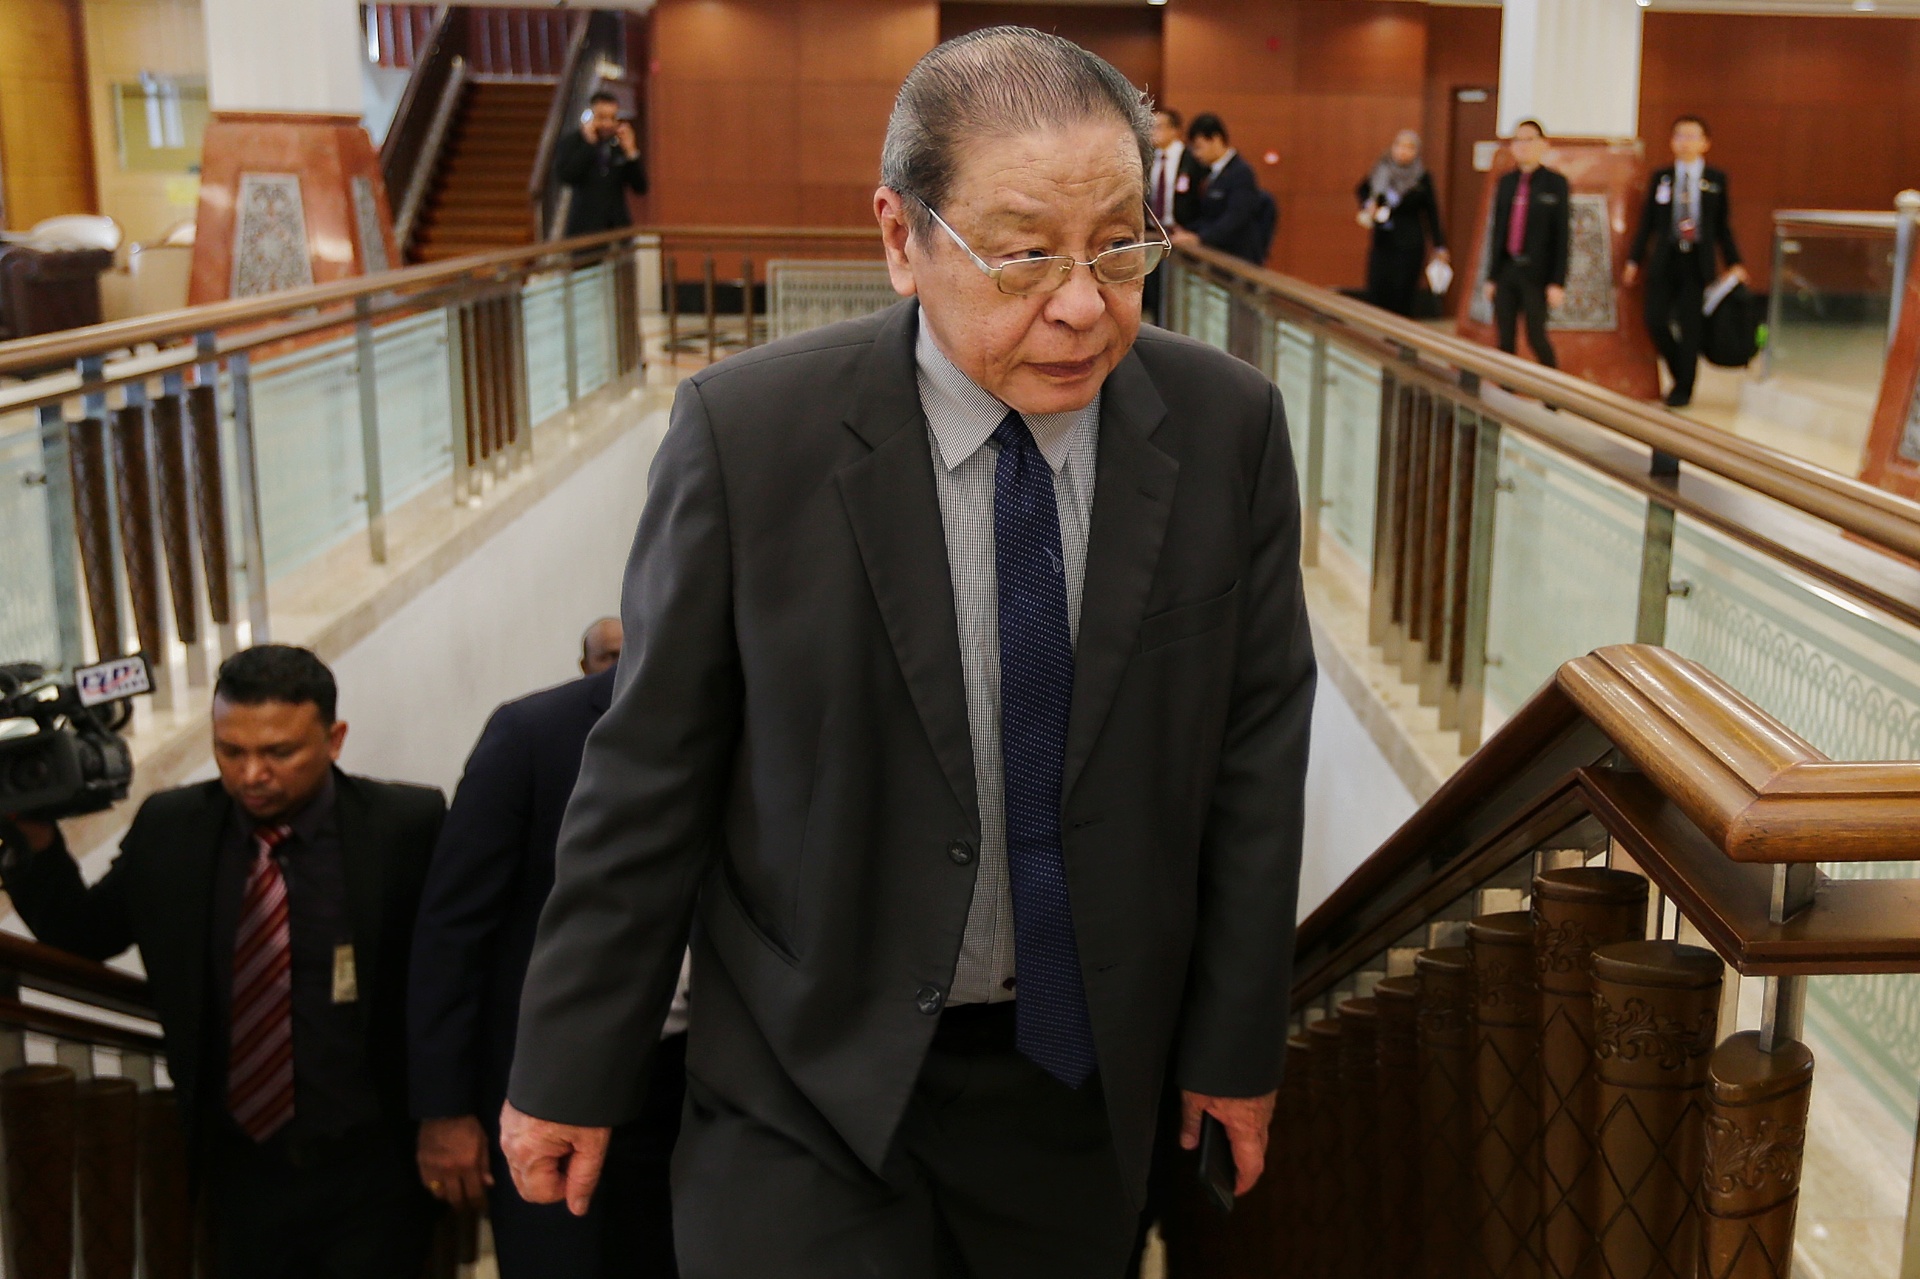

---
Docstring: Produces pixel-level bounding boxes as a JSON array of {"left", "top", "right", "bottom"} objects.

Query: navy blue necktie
[{"left": 993, "top": 409, "right": 1097, "bottom": 1088}]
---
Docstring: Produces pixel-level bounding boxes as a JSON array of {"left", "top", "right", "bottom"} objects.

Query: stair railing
[
  {"left": 1165, "top": 643, "right": 1920, "bottom": 1279},
  {"left": 380, "top": 4, "right": 470, "bottom": 259},
  {"left": 529, "top": 11, "right": 619, "bottom": 243}
]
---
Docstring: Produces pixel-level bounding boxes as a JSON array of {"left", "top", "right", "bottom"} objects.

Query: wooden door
[{"left": 1444, "top": 86, "right": 1498, "bottom": 310}]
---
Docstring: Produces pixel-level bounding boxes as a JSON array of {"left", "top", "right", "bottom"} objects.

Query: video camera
[{"left": 0, "top": 655, "right": 150, "bottom": 822}]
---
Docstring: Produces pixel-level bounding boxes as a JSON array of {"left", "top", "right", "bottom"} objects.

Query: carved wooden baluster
[
  {"left": 1338, "top": 997, "right": 1382, "bottom": 1279},
  {"left": 1697, "top": 1032, "right": 1814, "bottom": 1279},
  {"left": 186, "top": 384, "right": 234, "bottom": 645},
  {"left": 1469, "top": 911, "right": 1543, "bottom": 1279},
  {"left": 1, "top": 1064, "right": 76, "bottom": 1279},
  {"left": 1536, "top": 868, "right": 1649, "bottom": 1279},
  {"left": 149, "top": 394, "right": 202, "bottom": 657},
  {"left": 111, "top": 403, "right": 165, "bottom": 667},
  {"left": 75, "top": 1076, "right": 139, "bottom": 1279},
  {"left": 1279, "top": 1034, "right": 1313, "bottom": 1272},
  {"left": 1307, "top": 1016, "right": 1346, "bottom": 1279},
  {"left": 1590, "top": 940, "right": 1722, "bottom": 1279},
  {"left": 1415, "top": 947, "right": 1473, "bottom": 1279},
  {"left": 68, "top": 416, "right": 124, "bottom": 659},
  {"left": 138, "top": 1089, "right": 194, "bottom": 1279},
  {"left": 1375, "top": 976, "right": 1423, "bottom": 1277}
]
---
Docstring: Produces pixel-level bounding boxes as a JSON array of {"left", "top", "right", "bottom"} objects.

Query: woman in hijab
[{"left": 1356, "top": 130, "right": 1449, "bottom": 316}]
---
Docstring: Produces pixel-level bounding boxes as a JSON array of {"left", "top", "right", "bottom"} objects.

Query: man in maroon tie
[
  {"left": 1, "top": 645, "right": 445, "bottom": 1278},
  {"left": 1482, "top": 119, "right": 1571, "bottom": 370}
]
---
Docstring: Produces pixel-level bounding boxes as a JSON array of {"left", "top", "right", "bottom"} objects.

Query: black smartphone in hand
[{"left": 1197, "top": 1113, "right": 1236, "bottom": 1214}]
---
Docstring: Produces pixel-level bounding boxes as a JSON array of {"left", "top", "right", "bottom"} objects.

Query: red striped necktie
[{"left": 230, "top": 823, "right": 295, "bottom": 1142}]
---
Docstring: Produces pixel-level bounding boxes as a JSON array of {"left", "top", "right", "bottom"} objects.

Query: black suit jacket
[
  {"left": 1188, "top": 153, "right": 1267, "bottom": 264},
  {"left": 3, "top": 772, "right": 443, "bottom": 1155},
  {"left": 408, "top": 669, "right": 616, "bottom": 1121},
  {"left": 1153, "top": 144, "right": 1207, "bottom": 229},
  {"left": 508, "top": 300, "right": 1316, "bottom": 1205},
  {"left": 1628, "top": 164, "right": 1741, "bottom": 279},
  {"left": 1488, "top": 165, "right": 1571, "bottom": 288},
  {"left": 555, "top": 131, "right": 649, "bottom": 237}
]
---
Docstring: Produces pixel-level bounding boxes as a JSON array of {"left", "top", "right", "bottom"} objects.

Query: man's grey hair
[{"left": 881, "top": 26, "right": 1154, "bottom": 239}]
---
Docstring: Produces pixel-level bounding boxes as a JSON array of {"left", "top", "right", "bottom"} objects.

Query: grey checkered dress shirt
[{"left": 914, "top": 322, "right": 1100, "bottom": 1005}]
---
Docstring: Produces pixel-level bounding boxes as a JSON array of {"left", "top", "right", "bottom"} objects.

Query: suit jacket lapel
[
  {"left": 1065, "top": 352, "right": 1177, "bottom": 799},
  {"left": 333, "top": 772, "right": 388, "bottom": 1019},
  {"left": 836, "top": 302, "right": 980, "bottom": 832}
]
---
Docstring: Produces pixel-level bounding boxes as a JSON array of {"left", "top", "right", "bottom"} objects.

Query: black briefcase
[{"left": 1702, "top": 282, "right": 1762, "bottom": 368}]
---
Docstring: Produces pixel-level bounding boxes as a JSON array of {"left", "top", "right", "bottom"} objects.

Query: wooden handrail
[
  {"left": 1293, "top": 644, "right": 1920, "bottom": 998},
  {"left": 0, "top": 931, "right": 153, "bottom": 1022},
  {"left": 1176, "top": 243, "right": 1920, "bottom": 568},
  {"left": 380, "top": 4, "right": 465, "bottom": 247}
]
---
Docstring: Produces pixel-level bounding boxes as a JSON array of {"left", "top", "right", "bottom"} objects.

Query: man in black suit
[
  {"left": 1624, "top": 115, "right": 1745, "bottom": 407},
  {"left": 1, "top": 646, "right": 443, "bottom": 1278},
  {"left": 501, "top": 26, "right": 1314, "bottom": 1279},
  {"left": 1143, "top": 107, "right": 1206, "bottom": 322},
  {"left": 1483, "top": 118, "right": 1570, "bottom": 368},
  {"left": 409, "top": 617, "right": 687, "bottom": 1278},
  {"left": 1172, "top": 113, "right": 1270, "bottom": 265},
  {"left": 554, "top": 91, "right": 649, "bottom": 238}
]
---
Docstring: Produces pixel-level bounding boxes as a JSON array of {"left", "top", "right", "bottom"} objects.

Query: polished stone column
[
  {"left": 1416, "top": 947, "right": 1474, "bottom": 1279},
  {"left": 1698, "top": 1032, "right": 1815, "bottom": 1279},
  {"left": 1471, "top": 911, "right": 1543, "bottom": 1278}
]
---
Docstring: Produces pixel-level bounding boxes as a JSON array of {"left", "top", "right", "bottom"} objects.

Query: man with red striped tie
[{"left": 2, "top": 645, "right": 445, "bottom": 1277}]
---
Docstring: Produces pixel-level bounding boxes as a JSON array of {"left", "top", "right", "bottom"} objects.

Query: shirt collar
[
  {"left": 1677, "top": 158, "right": 1704, "bottom": 180},
  {"left": 915, "top": 317, "right": 1096, "bottom": 475},
  {"left": 238, "top": 769, "right": 337, "bottom": 849},
  {"left": 1157, "top": 140, "right": 1183, "bottom": 166},
  {"left": 1209, "top": 148, "right": 1238, "bottom": 178}
]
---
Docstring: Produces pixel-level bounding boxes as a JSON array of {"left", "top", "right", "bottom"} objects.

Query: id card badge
[
  {"left": 1656, "top": 178, "right": 1672, "bottom": 206},
  {"left": 331, "top": 943, "right": 359, "bottom": 1004}
]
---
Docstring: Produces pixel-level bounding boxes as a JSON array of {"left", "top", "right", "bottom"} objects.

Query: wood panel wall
[
  {"left": 0, "top": 0, "right": 98, "bottom": 230},
  {"left": 647, "top": 1, "right": 1920, "bottom": 293},
  {"left": 81, "top": 0, "right": 206, "bottom": 245},
  {"left": 937, "top": 3, "right": 1164, "bottom": 98},
  {"left": 1639, "top": 12, "right": 1920, "bottom": 291},
  {"left": 647, "top": 0, "right": 938, "bottom": 229}
]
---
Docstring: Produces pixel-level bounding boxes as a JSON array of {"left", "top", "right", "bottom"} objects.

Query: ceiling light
[
  {"left": 1148, "top": 0, "right": 1168, "bottom": 6},
  {"left": 1854, "top": 0, "right": 1877, "bottom": 10}
]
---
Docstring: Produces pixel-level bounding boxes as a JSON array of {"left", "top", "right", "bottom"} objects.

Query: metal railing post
[
  {"left": 353, "top": 297, "right": 389, "bottom": 563},
  {"left": 1633, "top": 451, "right": 1680, "bottom": 646},
  {"left": 1302, "top": 330, "right": 1328, "bottom": 568},
  {"left": 193, "top": 332, "right": 239, "bottom": 658},
  {"left": 1764, "top": 221, "right": 1788, "bottom": 379},
  {"left": 561, "top": 262, "right": 580, "bottom": 419},
  {"left": 227, "top": 351, "right": 271, "bottom": 643},
  {"left": 1455, "top": 409, "right": 1501, "bottom": 754},
  {"left": 1891, "top": 189, "right": 1920, "bottom": 349},
  {"left": 447, "top": 302, "right": 473, "bottom": 503},
  {"left": 703, "top": 255, "right": 717, "bottom": 366},
  {"left": 35, "top": 402, "right": 87, "bottom": 673}
]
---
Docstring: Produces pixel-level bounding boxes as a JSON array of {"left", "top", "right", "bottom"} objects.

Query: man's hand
[
  {"left": 500, "top": 1101, "right": 610, "bottom": 1217},
  {"left": 1481, "top": 280, "right": 1497, "bottom": 303},
  {"left": 417, "top": 1115, "right": 493, "bottom": 1210},
  {"left": 1179, "top": 1090, "right": 1276, "bottom": 1197},
  {"left": 615, "top": 120, "right": 639, "bottom": 158},
  {"left": 1546, "top": 284, "right": 1567, "bottom": 309},
  {"left": 1, "top": 818, "right": 55, "bottom": 854},
  {"left": 1726, "top": 263, "right": 1750, "bottom": 286},
  {"left": 1621, "top": 262, "right": 1640, "bottom": 287}
]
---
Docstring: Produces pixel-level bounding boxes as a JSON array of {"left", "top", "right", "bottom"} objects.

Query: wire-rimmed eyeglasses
[{"left": 906, "top": 193, "right": 1172, "bottom": 297}]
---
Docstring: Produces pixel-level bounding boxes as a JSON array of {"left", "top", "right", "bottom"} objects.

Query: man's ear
[
  {"left": 875, "top": 188, "right": 919, "bottom": 299},
  {"left": 327, "top": 719, "right": 349, "bottom": 762}
]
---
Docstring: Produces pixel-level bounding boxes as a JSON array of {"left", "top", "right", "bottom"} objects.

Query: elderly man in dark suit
[
  {"left": 1623, "top": 114, "right": 1746, "bottom": 407},
  {"left": 408, "top": 618, "right": 686, "bottom": 1278},
  {"left": 502, "top": 26, "right": 1316, "bottom": 1278},
  {"left": 1483, "top": 118, "right": 1571, "bottom": 369},
  {"left": 1, "top": 646, "right": 443, "bottom": 1279}
]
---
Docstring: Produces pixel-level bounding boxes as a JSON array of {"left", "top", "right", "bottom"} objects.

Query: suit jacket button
[
  {"left": 916, "top": 986, "right": 945, "bottom": 1015},
  {"left": 947, "top": 840, "right": 975, "bottom": 865}
]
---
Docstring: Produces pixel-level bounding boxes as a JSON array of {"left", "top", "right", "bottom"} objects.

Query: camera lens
[{"left": 6, "top": 750, "right": 51, "bottom": 793}]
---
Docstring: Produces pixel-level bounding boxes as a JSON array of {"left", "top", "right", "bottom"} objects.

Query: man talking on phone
[{"left": 554, "top": 90, "right": 648, "bottom": 237}]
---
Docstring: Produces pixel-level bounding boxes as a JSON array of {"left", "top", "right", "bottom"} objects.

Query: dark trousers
[
  {"left": 1492, "top": 260, "right": 1557, "bottom": 368},
  {"left": 210, "top": 1124, "right": 435, "bottom": 1279},
  {"left": 488, "top": 1031, "right": 686, "bottom": 1279},
  {"left": 1643, "top": 255, "right": 1707, "bottom": 400},
  {"left": 672, "top": 1003, "right": 1136, "bottom": 1279}
]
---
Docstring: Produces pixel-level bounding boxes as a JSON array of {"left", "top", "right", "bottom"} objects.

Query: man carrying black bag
[{"left": 1624, "top": 115, "right": 1747, "bottom": 407}]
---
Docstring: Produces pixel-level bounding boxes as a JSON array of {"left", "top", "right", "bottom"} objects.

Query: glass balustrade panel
[
  {"left": 0, "top": 411, "right": 62, "bottom": 668},
  {"left": 1319, "top": 345, "right": 1381, "bottom": 567},
  {"left": 247, "top": 335, "right": 368, "bottom": 579},
  {"left": 1482, "top": 433, "right": 1644, "bottom": 725},
  {"left": 1767, "top": 221, "right": 1898, "bottom": 402},
  {"left": 523, "top": 274, "right": 570, "bottom": 426},
  {"left": 372, "top": 311, "right": 455, "bottom": 509},
  {"left": 570, "top": 263, "right": 613, "bottom": 396}
]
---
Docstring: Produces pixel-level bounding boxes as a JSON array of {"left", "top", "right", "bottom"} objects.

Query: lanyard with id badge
[{"left": 332, "top": 943, "right": 358, "bottom": 1004}]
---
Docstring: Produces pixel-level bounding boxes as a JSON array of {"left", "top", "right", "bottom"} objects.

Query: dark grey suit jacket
[{"left": 508, "top": 301, "right": 1315, "bottom": 1202}]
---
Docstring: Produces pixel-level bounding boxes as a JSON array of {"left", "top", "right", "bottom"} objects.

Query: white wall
[
  {"left": 1297, "top": 666, "right": 1421, "bottom": 921},
  {"left": 330, "top": 411, "right": 666, "bottom": 798}
]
